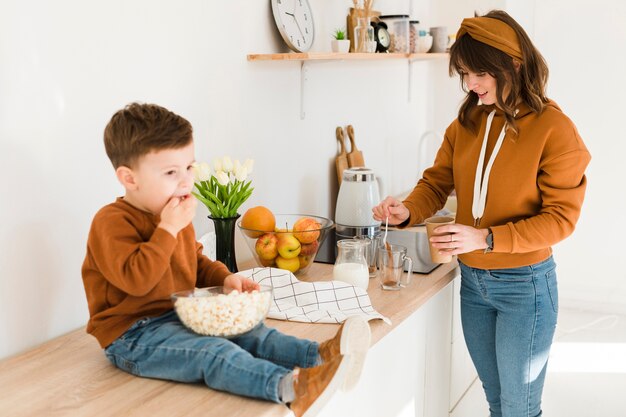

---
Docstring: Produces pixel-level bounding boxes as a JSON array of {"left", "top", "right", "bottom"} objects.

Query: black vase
[{"left": 209, "top": 215, "right": 240, "bottom": 273}]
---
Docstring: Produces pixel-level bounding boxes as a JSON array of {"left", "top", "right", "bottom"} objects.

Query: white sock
[{"left": 279, "top": 371, "right": 296, "bottom": 403}]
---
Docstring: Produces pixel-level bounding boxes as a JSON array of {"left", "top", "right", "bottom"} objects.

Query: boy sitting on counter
[{"left": 81, "top": 102, "right": 371, "bottom": 417}]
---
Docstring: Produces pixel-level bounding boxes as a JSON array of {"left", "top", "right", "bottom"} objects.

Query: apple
[
  {"left": 292, "top": 217, "right": 321, "bottom": 244},
  {"left": 299, "top": 240, "right": 319, "bottom": 256},
  {"left": 241, "top": 206, "right": 276, "bottom": 238},
  {"left": 298, "top": 254, "right": 314, "bottom": 269},
  {"left": 277, "top": 233, "right": 301, "bottom": 259},
  {"left": 259, "top": 257, "right": 275, "bottom": 267},
  {"left": 275, "top": 255, "right": 300, "bottom": 273},
  {"left": 255, "top": 233, "right": 279, "bottom": 260}
]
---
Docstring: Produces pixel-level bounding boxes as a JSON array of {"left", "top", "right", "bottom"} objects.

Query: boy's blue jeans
[
  {"left": 104, "top": 310, "right": 319, "bottom": 402},
  {"left": 459, "top": 257, "right": 558, "bottom": 417}
]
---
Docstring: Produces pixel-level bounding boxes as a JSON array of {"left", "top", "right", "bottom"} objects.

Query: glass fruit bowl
[
  {"left": 171, "top": 285, "right": 273, "bottom": 337},
  {"left": 237, "top": 214, "right": 334, "bottom": 275}
]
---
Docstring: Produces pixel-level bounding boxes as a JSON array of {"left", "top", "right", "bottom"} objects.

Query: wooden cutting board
[
  {"left": 346, "top": 125, "right": 365, "bottom": 167},
  {"left": 335, "top": 126, "right": 349, "bottom": 185}
]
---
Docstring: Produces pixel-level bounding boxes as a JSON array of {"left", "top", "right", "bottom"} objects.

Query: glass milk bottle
[{"left": 333, "top": 240, "right": 369, "bottom": 290}]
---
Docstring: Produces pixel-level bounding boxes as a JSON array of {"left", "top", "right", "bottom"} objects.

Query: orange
[{"left": 241, "top": 206, "right": 276, "bottom": 238}]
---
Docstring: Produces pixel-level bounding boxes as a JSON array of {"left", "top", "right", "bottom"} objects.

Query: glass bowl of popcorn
[{"left": 171, "top": 285, "right": 273, "bottom": 338}]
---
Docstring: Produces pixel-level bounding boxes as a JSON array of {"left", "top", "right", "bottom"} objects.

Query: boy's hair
[
  {"left": 449, "top": 10, "right": 549, "bottom": 135},
  {"left": 104, "top": 102, "right": 193, "bottom": 169}
]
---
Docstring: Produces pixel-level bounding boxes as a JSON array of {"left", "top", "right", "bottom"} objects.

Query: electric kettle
[{"left": 335, "top": 167, "right": 383, "bottom": 240}]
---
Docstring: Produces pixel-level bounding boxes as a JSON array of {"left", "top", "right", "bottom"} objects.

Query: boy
[{"left": 81, "top": 103, "right": 371, "bottom": 417}]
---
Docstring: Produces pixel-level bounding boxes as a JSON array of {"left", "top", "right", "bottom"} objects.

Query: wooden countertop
[{"left": 0, "top": 256, "right": 458, "bottom": 417}]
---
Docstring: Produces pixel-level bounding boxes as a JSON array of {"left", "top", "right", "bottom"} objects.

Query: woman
[{"left": 372, "top": 10, "right": 590, "bottom": 417}]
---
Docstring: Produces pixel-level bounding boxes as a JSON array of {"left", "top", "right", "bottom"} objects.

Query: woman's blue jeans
[
  {"left": 104, "top": 310, "right": 319, "bottom": 402},
  {"left": 460, "top": 257, "right": 558, "bottom": 417}
]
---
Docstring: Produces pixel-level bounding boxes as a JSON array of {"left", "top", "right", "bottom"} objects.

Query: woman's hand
[
  {"left": 372, "top": 196, "right": 410, "bottom": 226},
  {"left": 223, "top": 274, "right": 260, "bottom": 292},
  {"left": 430, "top": 224, "right": 489, "bottom": 256}
]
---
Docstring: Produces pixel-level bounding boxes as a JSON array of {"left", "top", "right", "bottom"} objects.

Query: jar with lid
[
  {"left": 409, "top": 20, "right": 420, "bottom": 53},
  {"left": 379, "top": 15, "right": 409, "bottom": 53},
  {"left": 333, "top": 240, "right": 369, "bottom": 290}
]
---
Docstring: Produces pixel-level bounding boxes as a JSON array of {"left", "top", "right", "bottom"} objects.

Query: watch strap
[{"left": 484, "top": 228, "right": 494, "bottom": 253}]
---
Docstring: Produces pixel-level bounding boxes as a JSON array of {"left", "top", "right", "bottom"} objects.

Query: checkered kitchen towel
[{"left": 238, "top": 267, "right": 391, "bottom": 324}]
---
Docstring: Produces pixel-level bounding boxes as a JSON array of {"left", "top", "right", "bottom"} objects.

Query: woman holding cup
[{"left": 372, "top": 10, "right": 590, "bottom": 417}]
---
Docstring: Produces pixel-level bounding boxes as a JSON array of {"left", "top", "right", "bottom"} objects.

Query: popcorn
[{"left": 174, "top": 288, "right": 271, "bottom": 337}]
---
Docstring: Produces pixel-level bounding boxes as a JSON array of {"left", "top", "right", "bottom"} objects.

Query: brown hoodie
[
  {"left": 81, "top": 198, "right": 231, "bottom": 348},
  {"left": 403, "top": 100, "right": 591, "bottom": 269}
]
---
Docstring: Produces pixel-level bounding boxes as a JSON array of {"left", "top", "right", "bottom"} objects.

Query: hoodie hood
[{"left": 480, "top": 99, "right": 560, "bottom": 120}]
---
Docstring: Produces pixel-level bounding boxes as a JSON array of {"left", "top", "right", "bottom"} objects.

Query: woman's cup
[
  {"left": 376, "top": 244, "right": 413, "bottom": 290},
  {"left": 424, "top": 216, "right": 455, "bottom": 263}
]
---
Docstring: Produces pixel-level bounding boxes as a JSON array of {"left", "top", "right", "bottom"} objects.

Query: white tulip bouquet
[{"left": 192, "top": 156, "right": 254, "bottom": 219}]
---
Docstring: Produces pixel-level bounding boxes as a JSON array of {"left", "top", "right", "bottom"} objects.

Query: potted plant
[{"left": 331, "top": 28, "right": 351, "bottom": 53}]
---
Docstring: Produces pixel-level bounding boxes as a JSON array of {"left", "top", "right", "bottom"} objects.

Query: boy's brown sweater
[
  {"left": 403, "top": 100, "right": 591, "bottom": 269},
  {"left": 81, "top": 198, "right": 231, "bottom": 348}
]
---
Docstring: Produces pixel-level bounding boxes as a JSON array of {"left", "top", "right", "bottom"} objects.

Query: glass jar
[
  {"left": 333, "top": 240, "right": 369, "bottom": 290},
  {"left": 379, "top": 15, "right": 410, "bottom": 53},
  {"left": 353, "top": 17, "right": 375, "bottom": 53},
  {"left": 409, "top": 20, "right": 420, "bottom": 53}
]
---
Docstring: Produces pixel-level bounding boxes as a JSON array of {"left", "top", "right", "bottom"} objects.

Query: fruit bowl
[
  {"left": 238, "top": 214, "right": 334, "bottom": 275},
  {"left": 171, "top": 286, "right": 273, "bottom": 337}
]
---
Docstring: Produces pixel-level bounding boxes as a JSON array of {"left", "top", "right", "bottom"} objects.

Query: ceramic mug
[{"left": 429, "top": 26, "right": 448, "bottom": 53}]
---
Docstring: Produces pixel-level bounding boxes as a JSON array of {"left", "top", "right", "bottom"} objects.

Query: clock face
[
  {"left": 373, "top": 23, "right": 391, "bottom": 52},
  {"left": 271, "top": 0, "right": 315, "bottom": 52},
  {"left": 378, "top": 27, "right": 391, "bottom": 48}
]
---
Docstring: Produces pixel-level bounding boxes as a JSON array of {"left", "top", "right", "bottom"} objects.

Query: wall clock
[{"left": 271, "top": 0, "right": 315, "bottom": 53}]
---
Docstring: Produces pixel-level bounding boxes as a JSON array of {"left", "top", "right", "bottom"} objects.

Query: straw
[{"left": 382, "top": 216, "right": 388, "bottom": 247}]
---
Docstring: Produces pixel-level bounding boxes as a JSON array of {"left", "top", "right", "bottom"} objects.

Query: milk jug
[{"left": 332, "top": 240, "right": 369, "bottom": 290}]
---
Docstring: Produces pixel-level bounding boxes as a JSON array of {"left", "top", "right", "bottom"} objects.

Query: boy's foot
[
  {"left": 318, "top": 316, "right": 371, "bottom": 391},
  {"left": 289, "top": 355, "right": 348, "bottom": 417}
]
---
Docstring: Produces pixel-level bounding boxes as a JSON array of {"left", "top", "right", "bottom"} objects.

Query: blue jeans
[
  {"left": 459, "top": 257, "right": 558, "bottom": 417},
  {"left": 104, "top": 310, "right": 319, "bottom": 402}
]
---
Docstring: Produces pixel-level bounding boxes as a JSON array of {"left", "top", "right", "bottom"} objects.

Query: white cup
[{"left": 429, "top": 26, "right": 448, "bottom": 53}]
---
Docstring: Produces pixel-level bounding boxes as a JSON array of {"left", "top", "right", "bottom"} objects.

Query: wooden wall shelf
[{"left": 247, "top": 52, "right": 448, "bottom": 62}]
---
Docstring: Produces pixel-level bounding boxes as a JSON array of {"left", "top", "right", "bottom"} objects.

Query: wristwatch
[{"left": 484, "top": 228, "right": 494, "bottom": 253}]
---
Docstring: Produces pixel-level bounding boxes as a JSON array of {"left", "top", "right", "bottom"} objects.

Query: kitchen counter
[{"left": 0, "top": 248, "right": 459, "bottom": 417}]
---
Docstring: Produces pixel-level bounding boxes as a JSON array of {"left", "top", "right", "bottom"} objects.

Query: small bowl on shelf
[
  {"left": 238, "top": 214, "right": 334, "bottom": 275},
  {"left": 416, "top": 35, "right": 433, "bottom": 53},
  {"left": 171, "top": 286, "right": 273, "bottom": 337}
]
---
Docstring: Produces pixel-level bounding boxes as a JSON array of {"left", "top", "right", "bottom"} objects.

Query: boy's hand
[
  {"left": 159, "top": 195, "right": 197, "bottom": 237},
  {"left": 223, "top": 274, "right": 261, "bottom": 293}
]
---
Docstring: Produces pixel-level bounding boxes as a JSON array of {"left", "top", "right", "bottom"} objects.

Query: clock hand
[
  {"left": 285, "top": 11, "right": 305, "bottom": 39},
  {"left": 292, "top": 14, "right": 305, "bottom": 39}
]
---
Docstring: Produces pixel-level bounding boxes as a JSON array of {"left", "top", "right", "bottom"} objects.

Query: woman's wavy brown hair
[{"left": 449, "top": 10, "right": 549, "bottom": 135}]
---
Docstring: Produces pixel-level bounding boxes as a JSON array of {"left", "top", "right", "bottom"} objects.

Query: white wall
[
  {"left": 1, "top": 0, "right": 620, "bottom": 360},
  {"left": 515, "top": 0, "right": 626, "bottom": 313}
]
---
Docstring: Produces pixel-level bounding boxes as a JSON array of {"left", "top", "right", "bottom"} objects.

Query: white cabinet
[
  {"left": 317, "top": 272, "right": 490, "bottom": 417},
  {"left": 317, "top": 280, "right": 455, "bottom": 417}
]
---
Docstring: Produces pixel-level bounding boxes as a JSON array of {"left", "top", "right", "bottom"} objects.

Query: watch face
[{"left": 271, "top": 0, "right": 315, "bottom": 53}]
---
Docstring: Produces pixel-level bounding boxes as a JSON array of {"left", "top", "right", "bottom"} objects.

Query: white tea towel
[{"left": 238, "top": 267, "right": 391, "bottom": 325}]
